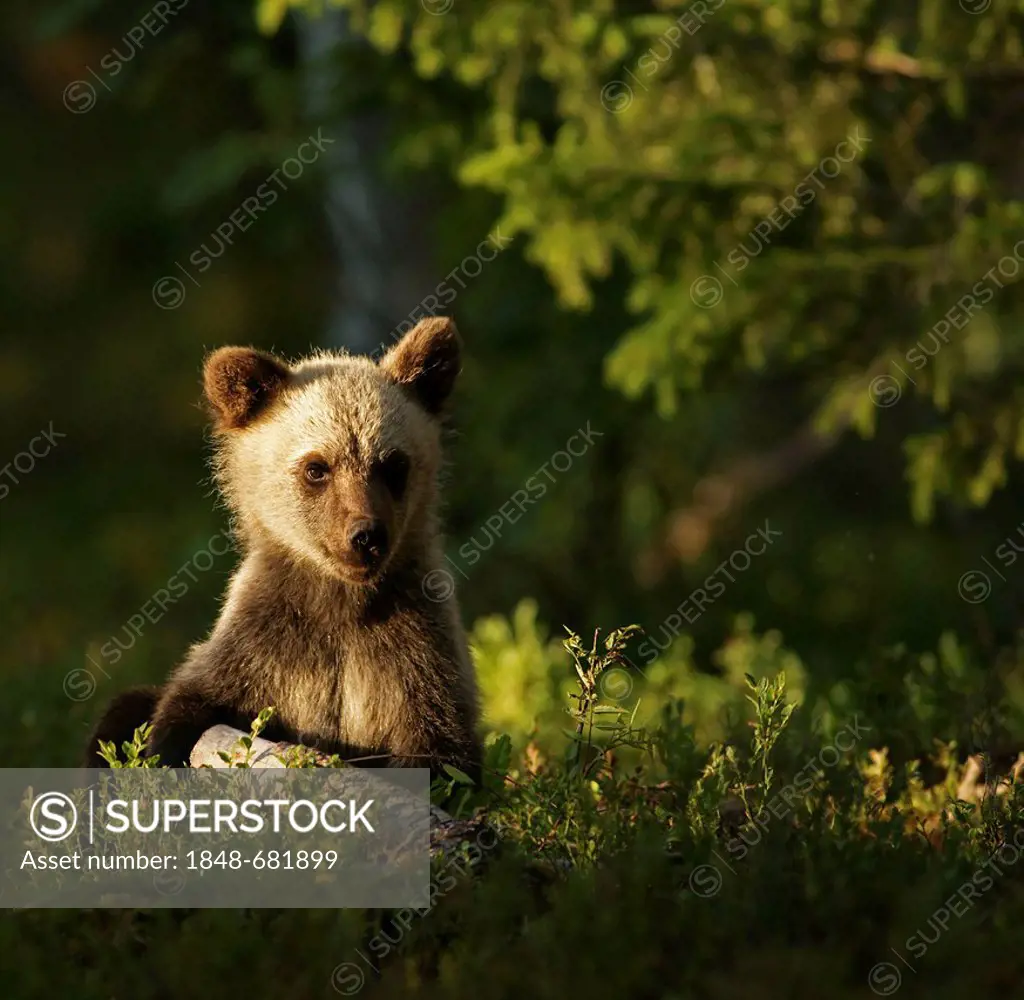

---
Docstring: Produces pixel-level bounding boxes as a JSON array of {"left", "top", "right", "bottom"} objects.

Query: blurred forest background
[
  {"left": 3, "top": 0, "right": 1023, "bottom": 768},
  {"left": 2, "top": 0, "right": 1024, "bottom": 996}
]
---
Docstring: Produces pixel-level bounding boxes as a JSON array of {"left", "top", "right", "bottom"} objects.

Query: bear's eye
[
  {"left": 376, "top": 450, "right": 410, "bottom": 500},
  {"left": 303, "top": 460, "right": 331, "bottom": 485}
]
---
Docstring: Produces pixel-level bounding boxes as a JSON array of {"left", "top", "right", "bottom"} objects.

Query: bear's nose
[{"left": 349, "top": 519, "right": 389, "bottom": 563}]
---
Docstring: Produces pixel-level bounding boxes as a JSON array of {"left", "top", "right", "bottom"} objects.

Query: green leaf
[{"left": 442, "top": 764, "right": 474, "bottom": 786}]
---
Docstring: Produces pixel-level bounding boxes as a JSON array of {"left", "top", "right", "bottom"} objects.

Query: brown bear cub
[{"left": 86, "top": 317, "right": 481, "bottom": 779}]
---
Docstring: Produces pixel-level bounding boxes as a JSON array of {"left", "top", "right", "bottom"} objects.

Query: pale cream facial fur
[{"left": 213, "top": 353, "right": 443, "bottom": 584}]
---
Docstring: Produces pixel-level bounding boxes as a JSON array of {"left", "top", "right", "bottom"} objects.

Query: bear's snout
[{"left": 348, "top": 518, "right": 389, "bottom": 566}]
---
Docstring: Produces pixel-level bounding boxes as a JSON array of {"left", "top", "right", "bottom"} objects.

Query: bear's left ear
[
  {"left": 378, "top": 317, "right": 461, "bottom": 415},
  {"left": 203, "top": 346, "right": 291, "bottom": 430}
]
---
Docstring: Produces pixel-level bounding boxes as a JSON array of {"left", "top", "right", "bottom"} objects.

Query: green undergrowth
[{"left": 37, "top": 622, "right": 1024, "bottom": 1000}]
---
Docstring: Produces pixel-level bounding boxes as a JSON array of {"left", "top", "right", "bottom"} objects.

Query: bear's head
[{"left": 203, "top": 317, "right": 461, "bottom": 585}]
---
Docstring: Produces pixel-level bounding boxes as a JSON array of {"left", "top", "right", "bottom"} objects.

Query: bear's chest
[{"left": 267, "top": 633, "right": 408, "bottom": 756}]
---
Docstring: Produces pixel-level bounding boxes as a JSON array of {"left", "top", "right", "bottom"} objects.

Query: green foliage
[
  {"left": 13, "top": 625, "right": 1024, "bottom": 998},
  {"left": 470, "top": 599, "right": 572, "bottom": 750},
  {"left": 562, "top": 622, "right": 646, "bottom": 775},
  {"left": 216, "top": 706, "right": 276, "bottom": 767},
  {"left": 743, "top": 671, "right": 797, "bottom": 808},
  {"left": 270, "top": 0, "right": 1024, "bottom": 521},
  {"left": 97, "top": 722, "right": 161, "bottom": 768},
  {"left": 430, "top": 763, "right": 477, "bottom": 817}
]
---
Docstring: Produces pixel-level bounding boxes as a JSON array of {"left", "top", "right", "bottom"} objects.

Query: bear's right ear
[
  {"left": 378, "top": 316, "right": 461, "bottom": 416},
  {"left": 203, "top": 347, "right": 290, "bottom": 430}
]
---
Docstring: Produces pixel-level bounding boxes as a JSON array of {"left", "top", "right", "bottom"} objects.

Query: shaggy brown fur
[{"left": 85, "top": 318, "right": 481, "bottom": 778}]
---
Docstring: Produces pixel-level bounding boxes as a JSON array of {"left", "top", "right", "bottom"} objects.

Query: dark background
[
  {"left": 4, "top": 0, "right": 1022, "bottom": 763},
  {"left": 1, "top": 1, "right": 1024, "bottom": 993}
]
